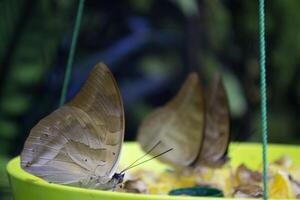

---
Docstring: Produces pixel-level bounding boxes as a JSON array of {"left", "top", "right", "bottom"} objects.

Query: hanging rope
[
  {"left": 59, "top": 0, "right": 85, "bottom": 106},
  {"left": 258, "top": 0, "right": 268, "bottom": 199}
]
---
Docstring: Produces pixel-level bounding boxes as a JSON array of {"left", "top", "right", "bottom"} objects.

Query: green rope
[
  {"left": 259, "top": 0, "right": 268, "bottom": 199},
  {"left": 59, "top": 0, "right": 85, "bottom": 106}
]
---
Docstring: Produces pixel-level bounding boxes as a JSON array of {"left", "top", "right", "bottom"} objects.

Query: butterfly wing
[
  {"left": 137, "top": 73, "right": 205, "bottom": 167},
  {"left": 21, "top": 63, "right": 124, "bottom": 187},
  {"left": 196, "top": 73, "right": 230, "bottom": 167}
]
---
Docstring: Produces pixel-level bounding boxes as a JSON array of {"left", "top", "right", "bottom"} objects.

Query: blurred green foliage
[
  {"left": 0, "top": 0, "right": 73, "bottom": 198},
  {"left": 0, "top": 156, "right": 10, "bottom": 200}
]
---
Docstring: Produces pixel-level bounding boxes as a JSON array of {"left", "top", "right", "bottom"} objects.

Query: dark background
[{"left": 0, "top": 0, "right": 299, "bottom": 199}]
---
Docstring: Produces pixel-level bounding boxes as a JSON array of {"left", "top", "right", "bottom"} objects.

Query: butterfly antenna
[
  {"left": 121, "top": 148, "right": 173, "bottom": 173},
  {"left": 120, "top": 141, "right": 161, "bottom": 173}
]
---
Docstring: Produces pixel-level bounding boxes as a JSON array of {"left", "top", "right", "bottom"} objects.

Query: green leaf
[{"left": 169, "top": 186, "right": 224, "bottom": 197}]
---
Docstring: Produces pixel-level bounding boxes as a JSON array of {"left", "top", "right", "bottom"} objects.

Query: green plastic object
[
  {"left": 169, "top": 186, "right": 224, "bottom": 197},
  {"left": 6, "top": 142, "right": 300, "bottom": 200}
]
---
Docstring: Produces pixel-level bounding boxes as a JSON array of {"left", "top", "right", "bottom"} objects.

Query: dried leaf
[
  {"left": 233, "top": 184, "right": 263, "bottom": 198},
  {"left": 235, "top": 164, "right": 262, "bottom": 185},
  {"left": 123, "top": 179, "right": 148, "bottom": 193}
]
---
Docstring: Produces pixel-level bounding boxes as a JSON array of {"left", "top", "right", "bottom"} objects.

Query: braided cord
[
  {"left": 259, "top": 0, "right": 268, "bottom": 199},
  {"left": 59, "top": 0, "right": 85, "bottom": 106}
]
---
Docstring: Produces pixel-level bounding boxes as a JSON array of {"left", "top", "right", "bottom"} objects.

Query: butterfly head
[
  {"left": 112, "top": 173, "right": 125, "bottom": 184},
  {"left": 92, "top": 173, "right": 125, "bottom": 190}
]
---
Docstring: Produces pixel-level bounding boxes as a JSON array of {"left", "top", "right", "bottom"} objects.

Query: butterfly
[
  {"left": 137, "top": 72, "right": 230, "bottom": 168},
  {"left": 21, "top": 63, "right": 126, "bottom": 190}
]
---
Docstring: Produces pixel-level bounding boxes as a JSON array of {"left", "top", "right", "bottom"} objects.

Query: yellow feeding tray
[{"left": 6, "top": 142, "right": 300, "bottom": 200}]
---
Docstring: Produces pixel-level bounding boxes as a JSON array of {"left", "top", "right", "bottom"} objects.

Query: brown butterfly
[
  {"left": 137, "top": 72, "right": 230, "bottom": 168},
  {"left": 21, "top": 63, "right": 125, "bottom": 190}
]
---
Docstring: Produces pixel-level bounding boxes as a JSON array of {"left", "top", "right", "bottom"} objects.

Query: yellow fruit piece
[
  {"left": 200, "top": 167, "right": 215, "bottom": 180},
  {"left": 269, "top": 170, "right": 296, "bottom": 198},
  {"left": 210, "top": 168, "right": 233, "bottom": 196},
  {"left": 149, "top": 183, "right": 172, "bottom": 195},
  {"left": 177, "top": 176, "right": 196, "bottom": 187},
  {"left": 268, "top": 164, "right": 282, "bottom": 174},
  {"left": 289, "top": 165, "right": 300, "bottom": 181}
]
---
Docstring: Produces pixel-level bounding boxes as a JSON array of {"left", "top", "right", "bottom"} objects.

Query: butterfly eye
[
  {"left": 25, "top": 161, "right": 32, "bottom": 167},
  {"left": 112, "top": 152, "right": 116, "bottom": 155},
  {"left": 84, "top": 159, "right": 88, "bottom": 162}
]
